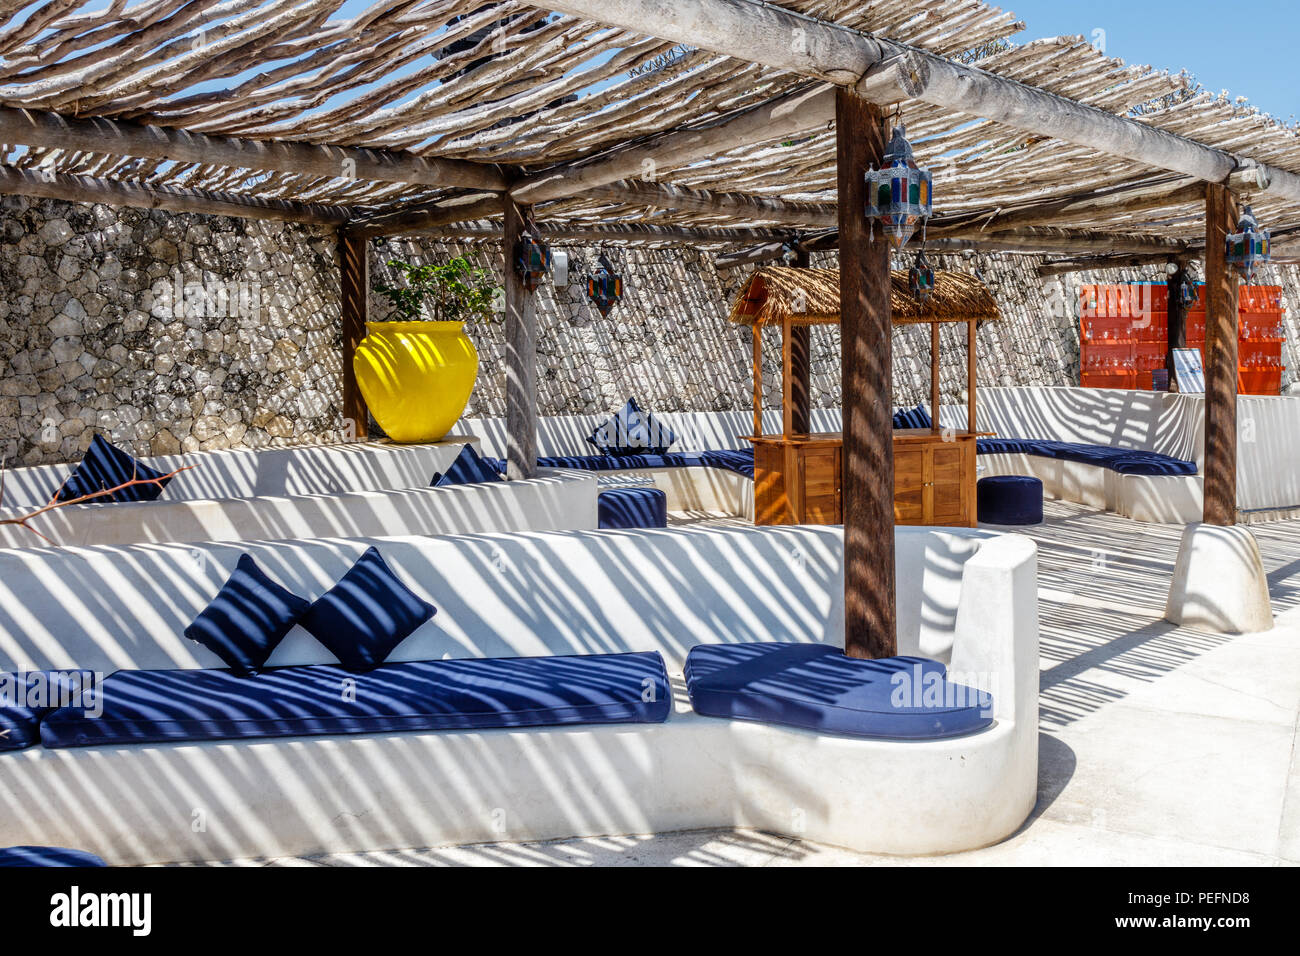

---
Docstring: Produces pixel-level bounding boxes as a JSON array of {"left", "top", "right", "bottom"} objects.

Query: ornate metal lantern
[
  {"left": 908, "top": 248, "right": 935, "bottom": 303},
  {"left": 1225, "top": 205, "right": 1270, "bottom": 283},
  {"left": 865, "top": 124, "right": 933, "bottom": 249},
  {"left": 585, "top": 254, "right": 623, "bottom": 317},
  {"left": 1177, "top": 273, "right": 1197, "bottom": 311},
  {"left": 515, "top": 221, "right": 552, "bottom": 292}
]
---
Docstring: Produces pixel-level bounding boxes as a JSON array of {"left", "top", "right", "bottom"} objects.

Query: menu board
[{"left": 1171, "top": 348, "right": 1205, "bottom": 394}]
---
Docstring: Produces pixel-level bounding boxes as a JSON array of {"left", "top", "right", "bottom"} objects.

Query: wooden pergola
[{"left": 1, "top": 0, "right": 1297, "bottom": 658}]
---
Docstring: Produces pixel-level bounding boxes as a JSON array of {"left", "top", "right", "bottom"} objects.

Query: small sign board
[
  {"left": 1171, "top": 348, "right": 1205, "bottom": 394},
  {"left": 1151, "top": 368, "right": 1169, "bottom": 392}
]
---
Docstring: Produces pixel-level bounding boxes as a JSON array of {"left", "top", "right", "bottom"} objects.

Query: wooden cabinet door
[
  {"left": 930, "top": 440, "right": 968, "bottom": 525},
  {"left": 893, "top": 445, "right": 926, "bottom": 525},
  {"left": 799, "top": 446, "right": 841, "bottom": 524},
  {"left": 753, "top": 442, "right": 792, "bottom": 525}
]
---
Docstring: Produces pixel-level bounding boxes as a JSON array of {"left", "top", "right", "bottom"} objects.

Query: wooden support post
[
  {"left": 1166, "top": 262, "right": 1189, "bottom": 383},
  {"left": 930, "top": 319, "right": 941, "bottom": 432},
  {"left": 838, "top": 89, "right": 896, "bottom": 659},
  {"left": 338, "top": 232, "right": 369, "bottom": 441},
  {"left": 790, "top": 246, "right": 812, "bottom": 434},
  {"left": 1203, "top": 183, "right": 1239, "bottom": 525},
  {"left": 503, "top": 197, "right": 539, "bottom": 480},
  {"left": 781, "top": 316, "right": 794, "bottom": 437},
  {"left": 752, "top": 324, "right": 764, "bottom": 438},
  {"left": 967, "top": 318, "right": 978, "bottom": 433}
]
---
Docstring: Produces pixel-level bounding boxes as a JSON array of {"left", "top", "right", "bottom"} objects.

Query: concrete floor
[{"left": 208, "top": 502, "right": 1300, "bottom": 867}]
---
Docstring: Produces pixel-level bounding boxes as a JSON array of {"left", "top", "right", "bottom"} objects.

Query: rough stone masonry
[{"left": 3, "top": 195, "right": 1298, "bottom": 467}]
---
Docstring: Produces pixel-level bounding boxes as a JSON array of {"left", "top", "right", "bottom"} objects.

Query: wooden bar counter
[{"left": 750, "top": 429, "right": 979, "bottom": 527}]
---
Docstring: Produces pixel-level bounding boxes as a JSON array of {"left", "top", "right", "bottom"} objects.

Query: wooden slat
[{"left": 837, "top": 88, "right": 895, "bottom": 660}]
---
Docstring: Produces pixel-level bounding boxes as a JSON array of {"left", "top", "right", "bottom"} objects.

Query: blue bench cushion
[
  {"left": 41, "top": 651, "right": 671, "bottom": 748},
  {"left": 54, "top": 433, "right": 172, "bottom": 503},
  {"left": 1, "top": 671, "right": 97, "bottom": 751},
  {"left": 977, "top": 475, "right": 1043, "bottom": 525},
  {"left": 976, "top": 438, "right": 1196, "bottom": 476},
  {"left": 481, "top": 449, "right": 756, "bottom": 479},
  {"left": 685, "top": 643, "right": 993, "bottom": 740},
  {"left": 0, "top": 846, "right": 107, "bottom": 867},
  {"left": 598, "top": 487, "right": 668, "bottom": 529}
]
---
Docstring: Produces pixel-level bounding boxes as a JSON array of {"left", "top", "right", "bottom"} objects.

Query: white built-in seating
[{"left": 0, "top": 524, "right": 1038, "bottom": 862}]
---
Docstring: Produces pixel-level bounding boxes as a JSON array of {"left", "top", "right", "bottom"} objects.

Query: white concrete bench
[{"left": 0, "top": 524, "right": 1038, "bottom": 862}]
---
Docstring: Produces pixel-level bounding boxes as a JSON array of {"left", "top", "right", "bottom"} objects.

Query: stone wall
[{"left": 4, "top": 194, "right": 1300, "bottom": 468}]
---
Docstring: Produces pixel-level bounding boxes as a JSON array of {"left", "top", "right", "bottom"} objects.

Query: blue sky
[{"left": 1006, "top": 0, "right": 1299, "bottom": 122}]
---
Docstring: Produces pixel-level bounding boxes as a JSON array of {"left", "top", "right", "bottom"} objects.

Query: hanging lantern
[
  {"left": 908, "top": 248, "right": 935, "bottom": 303},
  {"left": 864, "top": 124, "right": 933, "bottom": 249},
  {"left": 515, "top": 222, "right": 552, "bottom": 292},
  {"left": 1225, "top": 205, "right": 1270, "bottom": 283},
  {"left": 585, "top": 254, "right": 623, "bottom": 317},
  {"left": 1177, "top": 273, "right": 1197, "bottom": 311}
]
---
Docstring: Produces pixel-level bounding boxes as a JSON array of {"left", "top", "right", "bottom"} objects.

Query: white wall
[
  {"left": 0, "top": 437, "right": 477, "bottom": 511},
  {"left": 0, "top": 469, "right": 597, "bottom": 550}
]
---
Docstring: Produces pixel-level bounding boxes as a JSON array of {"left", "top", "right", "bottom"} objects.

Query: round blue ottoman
[
  {"left": 977, "top": 475, "right": 1043, "bottom": 525},
  {"left": 597, "top": 487, "right": 668, "bottom": 529}
]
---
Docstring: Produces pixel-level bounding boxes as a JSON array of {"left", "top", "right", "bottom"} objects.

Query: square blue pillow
[
  {"left": 184, "top": 554, "right": 311, "bottom": 677},
  {"left": 431, "top": 444, "right": 503, "bottom": 486},
  {"left": 54, "top": 433, "right": 172, "bottom": 503},
  {"left": 892, "top": 405, "right": 933, "bottom": 430},
  {"left": 586, "top": 398, "right": 677, "bottom": 455},
  {"left": 299, "top": 547, "right": 437, "bottom": 672}
]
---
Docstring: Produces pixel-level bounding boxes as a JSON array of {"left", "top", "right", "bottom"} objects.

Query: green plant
[{"left": 373, "top": 256, "right": 501, "bottom": 323}]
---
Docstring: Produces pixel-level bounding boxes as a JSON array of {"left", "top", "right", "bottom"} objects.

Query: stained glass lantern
[
  {"left": 864, "top": 124, "right": 933, "bottom": 249},
  {"left": 908, "top": 248, "right": 935, "bottom": 303},
  {"left": 585, "top": 255, "right": 623, "bottom": 317},
  {"left": 515, "top": 226, "right": 552, "bottom": 292},
  {"left": 1225, "top": 205, "right": 1270, "bottom": 283}
]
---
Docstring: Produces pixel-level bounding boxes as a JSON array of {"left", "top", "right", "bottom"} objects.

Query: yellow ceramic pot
[{"left": 353, "top": 321, "right": 478, "bottom": 443}]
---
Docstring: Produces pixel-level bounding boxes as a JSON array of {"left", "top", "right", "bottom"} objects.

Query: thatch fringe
[{"left": 728, "top": 266, "right": 1001, "bottom": 325}]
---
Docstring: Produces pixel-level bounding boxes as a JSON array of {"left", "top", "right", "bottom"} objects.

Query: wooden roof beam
[
  {"left": 0, "top": 164, "right": 351, "bottom": 226},
  {"left": 0, "top": 106, "right": 507, "bottom": 192},
  {"left": 544, "top": 0, "right": 1300, "bottom": 203},
  {"left": 383, "top": 219, "right": 788, "bottom": 244}
]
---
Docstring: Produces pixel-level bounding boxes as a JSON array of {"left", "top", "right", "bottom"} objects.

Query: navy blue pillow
[
  {"left": 892, "top": 405, "right": 933, "bottom": 430},
  {"left": 586, "top": 398, "right": 677, "bottom": 455},
  {"left": 184, "top": 554, "right": 311, "bottom": 677},
  {"left": 299, "top": 547, "right": 437, "bottom": 672},
  {"left": 54, "top": 434, "right": 172, "bottom": 503},
  {"left": 431, "top": 444, "right": 503, "bottom": 486}
]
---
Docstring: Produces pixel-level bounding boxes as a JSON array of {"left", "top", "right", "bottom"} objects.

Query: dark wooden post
[
  {"left": 789, "top": 245, "right": 812, "bottom": 434},
  {"left": 1166, "top": 261, "right": 1189, "bottom": 383},
  {"left": 503, "top": 197, "right": 539, "bottom": 479},
  {"left": 837, "top": 89, "right": 895, "bottom": 659},
  {"left": 1203, "top": 183, "right": 1239, "bottom": 526},
  {"left": 930, "top": 319, "right": 941, "bottom": 431},
  {"left": 967, "top": 318, "right": 978, "bottom": 433},
  {"left": 338, "top": 231, "right": 369, "bottom": 441}
]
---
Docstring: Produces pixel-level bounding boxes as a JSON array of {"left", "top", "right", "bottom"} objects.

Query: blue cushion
[
  {"left": 299, "top": 547, "right": 436, "bottom": 672},
  {"left": 598, "top": 487, "right": 668, "bottom": 529},
  {"left": 587, "top": 398, "right": 677, "bottom": 455},
  {"left": 0, "top": 670, "right": 97, "bottom": 751},
  {"left": 432, "top": 444, "right": 503, "bottom": 486},
  {"left": 892, "top": 405, "right": 933, "bottom": 430},
  {"left": 54, "top": 434, "right": 172, "bottom": 503},
  {"left": 975, "top": 438, "right": 1197, "bottom": 476},
  {"left": 685, "top": 642, "right": 993, "bottom": 740},
  {"left": 40, "top": 652, "right": 671, "bottom": 748},
  {"left": 977, "top": 475, "right": 1043, "bottom": 525},
  {"left": 0, "top": 846, "right": 106, "bottom": 867},
  {"left": 184, "top": 554, "right": 310, "bottom": 677}
]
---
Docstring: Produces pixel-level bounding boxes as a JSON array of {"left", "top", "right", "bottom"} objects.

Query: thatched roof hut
[{"left": 728, "top": 266, "right": 1000, "bottom": 326}]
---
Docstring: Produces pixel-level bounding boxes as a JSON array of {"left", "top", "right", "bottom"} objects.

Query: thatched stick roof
[{"left": 727, "top": 266, "right": 1001, "bottom": 326}]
